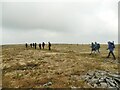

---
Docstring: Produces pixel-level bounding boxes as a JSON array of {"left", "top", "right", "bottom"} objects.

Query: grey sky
[{"left": 1, "top": 0, "right": 119, "bottom": 44}]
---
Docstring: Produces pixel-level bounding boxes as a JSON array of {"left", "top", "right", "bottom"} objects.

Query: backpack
[
  {"left": 49, "top": 43, "right": 51, "bottom": 46},
  {"left": 97, "top": 44, "right": 100, "bottom": 48},
  {"left": 111, "top": 42, "right": 115, "bottom": 48}
]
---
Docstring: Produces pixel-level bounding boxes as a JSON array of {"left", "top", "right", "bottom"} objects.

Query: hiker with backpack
[
  {"left": 95, "top": 42, "right": 100, "bottom": 53},
  {"left": 90, "top": 42, "right": 96, "bottom": 55},
  {"left": 107, "top": 41, "right": 116, "bottom": 60}
]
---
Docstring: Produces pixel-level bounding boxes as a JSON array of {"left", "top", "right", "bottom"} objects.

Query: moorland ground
[{"left": 1, "top": 44, "right": 119, "bottom": 88}]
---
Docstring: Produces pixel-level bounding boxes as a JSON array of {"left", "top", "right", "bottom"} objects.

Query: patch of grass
[{"left": 2, "top": 44, "right": 119, "bottom": 88}]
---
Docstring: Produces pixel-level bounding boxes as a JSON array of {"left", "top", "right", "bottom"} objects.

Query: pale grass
[{"left": 2, "top": 44, "right": 119, "bottom": 88}]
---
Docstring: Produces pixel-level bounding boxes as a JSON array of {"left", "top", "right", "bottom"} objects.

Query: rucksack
[
  {"left": 49, "top": 43, "right": 51, "bottom": 46},
  {"left": 111, "top": 42, "right": 115, "bottom": 48},
  {"left": 97, "top": 44, "right": 100, "bottom": 48}
]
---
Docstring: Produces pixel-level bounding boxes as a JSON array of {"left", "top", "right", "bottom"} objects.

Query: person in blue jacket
[
  {"left": 90, "top": 42, "right": 96, "bottom": 55},
  {"left": 95, "top": 42, "right": 100, "bottom": 53},
  {"left": 107, "top": 41, "right": 116, "bottom": 60}
]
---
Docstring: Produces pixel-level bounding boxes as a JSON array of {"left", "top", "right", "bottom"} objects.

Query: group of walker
[
  {"left": 90, "top": 41, "right": 116, "bottom": 60},
  {"left": 25, "top": 42, "right": 51, "bottom": 50},
  {"left": 25, "top": 41, "right": 116, "bottom": 60},
  {"left": 90, "top": 42, "right": 100, "bottom": 54}
]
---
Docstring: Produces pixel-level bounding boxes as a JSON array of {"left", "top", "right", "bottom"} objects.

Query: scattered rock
[
  {"left": 43, "top": 82, "right": 52, "bottom": 87},
  {"left": 105, "top": 78, "right": 116, "bottom": 87},
  {"left": 83, "top": 70, "right": 120, "bottom": 88}
]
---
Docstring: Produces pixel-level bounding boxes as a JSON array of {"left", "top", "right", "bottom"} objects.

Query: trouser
[
  {"left": 39, "top": 46, "right": 41, "bottom": 49},
  {"left": 90, "top": 48, "right": 96, "bottom": 54},
  {"left": 97, "top": 49, "right": 100, "bottom": 53},
  {"left": 107, "top": 51, "right": 116, "bottom": 60},
  {"left": 49, "top": 46, "right": 51, "bottom": 50}
]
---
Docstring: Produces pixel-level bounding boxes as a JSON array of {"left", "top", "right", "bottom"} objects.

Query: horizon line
[{"left": 1, "top": 42, "right": 119, "bottom": 45}]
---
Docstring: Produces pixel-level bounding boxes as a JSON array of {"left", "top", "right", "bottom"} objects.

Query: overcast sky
[{"left": 0, "top": 0, "right": 119, "bottom": 44}]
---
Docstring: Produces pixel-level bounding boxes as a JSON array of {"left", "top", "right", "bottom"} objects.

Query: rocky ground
[
  {"left": 82, "top": 70, "right": 120, "bottom": 88},
  {"left": 2, "top": 44, "right": 119, "bottom": 88}
]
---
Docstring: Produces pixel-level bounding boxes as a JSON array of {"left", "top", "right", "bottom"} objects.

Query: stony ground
[{"left": 2, "top": 44, "right": 119, "bottom": 88}]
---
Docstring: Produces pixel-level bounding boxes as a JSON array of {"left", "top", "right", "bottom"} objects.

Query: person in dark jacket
[
  {"left": 90, "top": 42, "right": 96, "bottom": 55},
  {"left": 95, "top": 42, "right": 100, "bottom": 53},
  {"left": 42, "top": 42, "right": 45, "bottom": 49},
  {"left": 107, "top": 41, "right": 116, "bottom": 60},
  {"left": 48, "top": 42, "right": 51, "bottom": 50},
  {"left": 25, "top": 43, "right": 28, "bottom": 48},
  {"left": 33, "top": 43, "right": 35, "bottom": 48},
  {"left": 39, "top": 43, "right": 41, "bottom": 49},
  {"left": 30, "top": 43, "right": 32, "bottom": 48},
  {"left": 35, "top": 43, "right": 37, "bottom": 49}
]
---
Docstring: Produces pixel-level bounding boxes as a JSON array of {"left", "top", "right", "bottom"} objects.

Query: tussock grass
[{"left": 2, "top": 44, "right": 119, "bottom": 88}]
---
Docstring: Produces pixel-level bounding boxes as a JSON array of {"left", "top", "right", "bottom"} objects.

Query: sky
[{"left": 0, "top": 0, "right": 119, "bottom": 45}]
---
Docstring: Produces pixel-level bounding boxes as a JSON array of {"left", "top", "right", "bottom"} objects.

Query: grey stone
[
  {"left": 114, "top": 78, "right": 120, "bottom": 83},
  {"left": 87, "top": 71, "right": 95, "bottom": 76},
  {"left": 47, "top": 82, "right": 52, "bottom": 85},
  {"left": 100, "top": 82, "right": 108, "bottom": 88},
  {"left": 43, "top": 82, "right": 52, "bottom": 87},
  {"left": 106, "top": 76, "right": 113, "bottom": 80},
  {"left": 98, "top": 79, "right": 104, "bottom": 82},
  {"left": 97, "top": 70, "right": 107, "bottom": 75},
  {"left": 105, "top": 78, "right": 116, "bottom": 87},
  {"left": 84, "top": 75, "right": 91, "bottom": 80},
  {"left": 91, "top": 78, "right": 99, "bottom": 83},
  {"left": 113, "top": 79, "right": 119, "bottom": 88},
  {"left": 109, "top": 74, "right": 120, "bottom": 78},
  {"left": 94, "top": 73, "right": 101, "bottom": 78},
  {"left": 71, "top": 86, "right": 77, "bottom": 89},
  {"left": 93, "top": 83, "right": 98, "bottom": 88},
  {"left": 113, "top": 79, "right": 119, "bottom": 85},
  {"left": 43, "top": 83, "right": 48, "bottom": 87}
]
